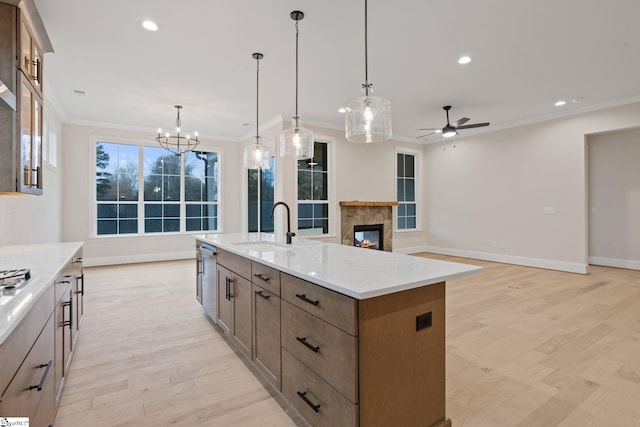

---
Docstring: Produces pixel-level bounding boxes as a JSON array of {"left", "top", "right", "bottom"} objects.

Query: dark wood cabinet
[
  {"left": 216, "top": 261, "right": 252, "bottom": 359},
  {"left": 0, "top": 0, "right": 52, "bottom": 195},
  {"left": 252, "top": 283, "right": 281, "bottom": 389},
  {"left": 1, "top": 315, "right": 55, "bottom": 424}
]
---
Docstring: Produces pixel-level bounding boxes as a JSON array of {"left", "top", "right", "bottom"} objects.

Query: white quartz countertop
[
  {"left": 196, "top": 233, "right": 482, "bottom": 299},
  {"left": 0, "top": 241, "right": 83, "bottom": 343}
]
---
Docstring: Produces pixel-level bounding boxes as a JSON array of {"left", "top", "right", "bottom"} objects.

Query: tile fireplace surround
[{"left": 339, "top": 201, "right": 398, "bottom": 252}]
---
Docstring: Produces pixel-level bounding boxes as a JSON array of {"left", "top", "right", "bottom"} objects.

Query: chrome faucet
[{"left": 271, "top": 201, "right": 295, "bottom": 244}]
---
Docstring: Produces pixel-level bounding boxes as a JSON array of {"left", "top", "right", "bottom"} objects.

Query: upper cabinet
[
  {"left": 19, "top": 16, "right": 43, "bottom": 95},
  {"left": 0, "top": 0, "right": 53, "bottom": 195}
]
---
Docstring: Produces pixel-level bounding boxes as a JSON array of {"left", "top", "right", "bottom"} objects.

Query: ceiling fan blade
[
  {"left": 457, "top": 122, "right": 490, "bottom": 130},
  {"left": 417, "top": 132, "right": 436, "bottom": 139},
  {"left": 452, "top": 117, "right": 470, "bottom": 127}
]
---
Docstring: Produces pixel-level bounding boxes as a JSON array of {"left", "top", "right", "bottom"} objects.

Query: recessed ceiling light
[
  {"left": 142, "top": 20, "right": 158, "bottom": 31},
  {"left": 554, "top": 100, "right": 566, "bottom": 106},
  {"left": 458, "top": 56, "right": 471, "bottom": 65},
  {"left": 338, "top": 107, "right": 346, "bottom": 113}
]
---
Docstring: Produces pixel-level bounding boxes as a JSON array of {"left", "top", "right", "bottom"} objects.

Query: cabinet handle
[
  {"left": 73, "top": 257, "right": 84, "bottom": 264},
  {"left": 255, "top": 290, "right": 270, "bottom": 300},
  {"left": 296, "top": 391, "right": 320, "bottom": 413},
  {"left": 31, "top": 166, "right": 40, "bottom": 188},
  {"left": 226, "top": 277, "right": 234, "bottom": 300},
  {"left": 29, "top": 360, "right": 53, "bottom": 391},
  {"left": 296, "top": 337, "right": 320, "bottom": 353},
  {"left": 75, "top": 274, "right": 84, "bottom": 296},
  {"left": 295, "top": 293, "right": 319, "bottom": 306},
  {"left": 253, "top": 273, "right": 270, "bottom": 282},
  {"left": 32, "top": 58, "right": 40, "bottom": 83}
]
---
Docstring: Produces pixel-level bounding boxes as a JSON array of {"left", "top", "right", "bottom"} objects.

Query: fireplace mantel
[{"left": 339, "top": 201, "right": 399, "bottom": 207}]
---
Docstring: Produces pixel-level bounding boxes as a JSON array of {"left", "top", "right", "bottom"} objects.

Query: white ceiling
[{"left": 34, "top": 0, "right": 640, "bottom": 143}]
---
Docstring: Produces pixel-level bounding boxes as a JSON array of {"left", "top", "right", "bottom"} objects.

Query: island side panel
[{"left": 358, "top": 281, "right": 448, "bottom": 427}]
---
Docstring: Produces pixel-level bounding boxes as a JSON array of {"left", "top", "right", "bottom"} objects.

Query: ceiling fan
[{"left": 417, "top": 105, "right": 489, "bottom": 139}]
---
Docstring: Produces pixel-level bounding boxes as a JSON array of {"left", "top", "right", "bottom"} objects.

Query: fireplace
[
  {"left": 340, "top": 201, "right": 397, "bottom": 252},
  {"left": 354, "top": 224, "right": 384, "bottom": 250}
]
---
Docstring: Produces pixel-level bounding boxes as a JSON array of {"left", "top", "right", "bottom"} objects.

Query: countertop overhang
[{"left": 196, "top": 233, "right": 482, "bottom": 299}]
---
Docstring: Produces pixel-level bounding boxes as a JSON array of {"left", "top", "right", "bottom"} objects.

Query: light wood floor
[{"left": 54, "top": 255, "right": 640, "bottom": 426}]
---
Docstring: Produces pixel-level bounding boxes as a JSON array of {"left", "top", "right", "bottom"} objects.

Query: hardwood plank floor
[{"left": 54, "top": 255, "right": 640, "bottom": 426}]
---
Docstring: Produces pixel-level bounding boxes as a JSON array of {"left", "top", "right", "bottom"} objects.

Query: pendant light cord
[
  {"left": 295, "top": 20, "right": 299, "bottom": 121},
  {"left": 255, "top": 56, "right": 260, "bottom": 142},
  {"left": 364, "top": 0, "right": 370, "bottom": 97}
]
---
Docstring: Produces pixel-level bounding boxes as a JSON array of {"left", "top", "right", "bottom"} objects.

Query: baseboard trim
[
  {"left": 589, "top": 256, "right": 640, "bottom": 271},
  {"left": 408, "top": 245, "right": 588, "bottom": 274},
  {"left": 85, "top": 251, "right": 195, "bottom": 267}
]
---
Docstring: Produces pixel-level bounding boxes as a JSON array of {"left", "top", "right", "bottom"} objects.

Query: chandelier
[
  {"left": 156, "top": 105, "right": 199, "bottom": 155},
  {"left": 345, "top": 0, "right": 392, "bottom": 143}
]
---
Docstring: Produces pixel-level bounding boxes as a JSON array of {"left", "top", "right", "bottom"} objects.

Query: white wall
[
  {"left": 60, "top": 123, "right": 243, "bottom": 266},
  {"left": 273, "top": 122, "right": 428, "bottom": 251},
  {"left": 588, "top": 127, "right": 640, "bottom": 269},
  {"left": 424, "top": 101, "right": 640, "bottom": 273},
  {"left": 0, "top": 95, "right": 63, "bottom": 247}
]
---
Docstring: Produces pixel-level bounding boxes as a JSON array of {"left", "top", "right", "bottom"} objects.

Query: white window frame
[
  {"left": 395, "top": 148, "right": 421, "bottom": 232},
  {"left": 90, "top": 135, "right": 223, "bottom": 238},
  {"left": 295, "top": 137, "right": 335, "bottom": 238}
]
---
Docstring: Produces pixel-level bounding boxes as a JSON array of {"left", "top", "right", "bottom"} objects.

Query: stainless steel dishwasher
[{"left": 199, "top": 243, "right": 217, "bottom": 323}]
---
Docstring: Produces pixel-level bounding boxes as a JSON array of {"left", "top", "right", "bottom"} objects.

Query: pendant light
[
  {"left": 156, "top": 105, "right": 200, "bottom": 155},
  {"left": 345, "top": 0, "right": 392, "bottom": 143},
  {"left": 243, "top": 53, "right": 272, "bottom": 169},
  {"left": 279, "top": 10, "right": 314, "bottom": 159}
]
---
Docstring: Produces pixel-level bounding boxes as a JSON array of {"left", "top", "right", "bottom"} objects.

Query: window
[
  {"left": 298, "top": 142, "right": 329, "bottom": 235},
  {"left": 95, "top": 140, "right": 219, "bottom": 236},
  {"left": 397, "top": 152, "right": 417, "bottom": 230},
  {"left": 248, "top": 156, "right": 275, "bottom": 232}
]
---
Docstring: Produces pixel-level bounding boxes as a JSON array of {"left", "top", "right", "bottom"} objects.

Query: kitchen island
[{"left": 195, "top": 233, "right": 481, "bottom": 427}]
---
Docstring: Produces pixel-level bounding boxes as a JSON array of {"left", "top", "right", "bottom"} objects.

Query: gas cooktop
[{"left": 0, "top": 268, "right": 31, "bottom": 288}]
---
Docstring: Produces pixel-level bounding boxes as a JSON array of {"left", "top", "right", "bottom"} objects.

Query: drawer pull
[
  {"left": 29, "top": 360, "right": 53, "bottom": 391},
  {"left": 226, "top": 277, "right": 234, "bottom": 300},
  {"left": 295, "top": 293, "right": 319, "bottom": 306},
  {"left": 297, "top": 391, "right": 321, "bottom": 413},
  {"left": 296, "top": 336, "right": 320, "bottom": 353},
  {"left": 255, "top": 290, "right": 270, "bottom": 300},
  {"left": 254, "top": 273, "right": 270, "bottom": 282}
]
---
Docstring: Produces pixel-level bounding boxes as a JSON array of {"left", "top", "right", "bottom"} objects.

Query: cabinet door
[
  {"left": 18, "top": 75, "right": 43, "bottom": 194},
  {"left": 232, "top": 274, "right": 252, "bottom": 358},
  {"left": 252, "top": 284, "right": 281, "bottom": 389},
  {"left": 216, "top": 265, "right": 233, "bottom": 334}
]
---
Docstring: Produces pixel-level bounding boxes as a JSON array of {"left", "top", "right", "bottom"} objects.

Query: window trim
[
  {"left": 295, "top": 136, "right": 336, "bottom": 238},
  {"left": 90, "top": 135, "right": 223, "bottom": 238},
  {"left": 395, "top": 148, "right": 421, "bottom": 232}
]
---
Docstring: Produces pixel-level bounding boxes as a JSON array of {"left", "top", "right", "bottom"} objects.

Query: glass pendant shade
[
  {"left": 280, "top": 118, "right": 314, "bottom": 158},
  {"left": 345, "top": 95, "right": 392, "bottom": 143},
  {"left": 243, "top": 137, "right": 272, "bottom": 169}
]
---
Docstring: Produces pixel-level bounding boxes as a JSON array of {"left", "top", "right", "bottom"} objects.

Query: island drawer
[
  {"left": 218, "top": 248, "right": 251, "bottom": 280},
  {"left": 251, "top": 261, "right": 281, "bottom": 296},
  {"left": 282, "top": 301, "right": 357, "bottom": 403},
  {"left": 282, "top": 349, "right": 358, "bottom": 427},
  {"left": 281, "top": 273, "right": 357, "bottom": 335}
]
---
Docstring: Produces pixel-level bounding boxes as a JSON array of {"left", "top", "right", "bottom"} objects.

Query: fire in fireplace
[{"left": 354, "top": 224, "right": 383, "bottom": 250}]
